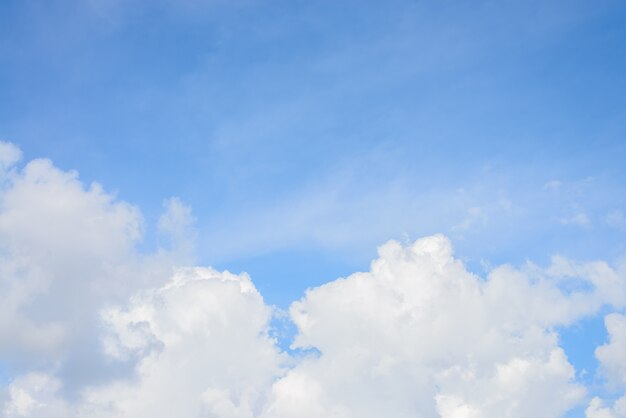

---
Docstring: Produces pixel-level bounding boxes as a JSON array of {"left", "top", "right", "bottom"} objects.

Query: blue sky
[
  {"left": 2, "top": 0, "right": 626, "bottom": 417},
  {"left": 3, "top": 0, "right": 626, "bottom": 302}
]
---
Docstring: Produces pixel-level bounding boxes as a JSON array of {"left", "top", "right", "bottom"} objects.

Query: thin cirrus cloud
[{"left": 1, "top": 142, "right": 626, "bottom": 417}]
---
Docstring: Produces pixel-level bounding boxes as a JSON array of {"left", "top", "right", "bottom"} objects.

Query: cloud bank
[{"left": 0, "top": 141, "right": 625, "bottom": 417}]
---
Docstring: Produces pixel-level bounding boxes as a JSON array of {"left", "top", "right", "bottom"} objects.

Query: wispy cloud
[{"left": 606, "top": 210, "right": 626, "bottom": 230}]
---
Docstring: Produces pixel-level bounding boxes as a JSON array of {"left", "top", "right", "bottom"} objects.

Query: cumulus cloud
[
  {"left": 1, "top": 268, "right": 285, "bottom": 418},
  {"left": 2, "top": 141, "right": 626, "bottom": 417},
  {"left": 0, "top": 146, "right": 191, "bottom": 392},
  {"left": 262, "top": 235, "right": 623, "bottom": 418},
  {"left": 596, "top": 314, "right": 626, "bottom": 386},
  {"left": 86, "top": 268, "right": 285, "bottom": 417},
  {"left": 586, "top": 313, "right": 626, "bottom": 418},
  {"left": 0, "top": 158, "right": 139, "bottom": 364},
  {"left": 7, "top": 235, "right": 626, "bottom": 417}
]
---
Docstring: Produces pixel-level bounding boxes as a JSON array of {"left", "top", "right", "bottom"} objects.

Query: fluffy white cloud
[
  {"left": 0, "top": 158, "right": 139, "bottom": 363},
  {"left": 2, "top": 142, "right": 626, "bottom": 418},
  {"left": 3, "top": 232, "right": 624, "bottom": 417},
  {"left": 0, "top": 146, "right": 192, "bottom": 391},
  {"left": 586, "top": 313, "right": 626, "bottom": 418},
  {"left": 1, "top": 269, "right": 284, "bottom": 417},
  {"left": 84, "top": 267, "right": 285, "bottom": 417},
  {"left": 596, "top": 314, "right": 626, "bottom": 386},
  {"left": 261, "top": 235, "right": 621, "bottom": 418}
]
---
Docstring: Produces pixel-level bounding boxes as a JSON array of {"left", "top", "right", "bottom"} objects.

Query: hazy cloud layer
[{"left": 1, "top": 141, "right": 626, "bottom": 417}]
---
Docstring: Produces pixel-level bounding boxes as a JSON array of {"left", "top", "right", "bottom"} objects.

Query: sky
[{"left": 1, "top": 0, "right": 626, "bottom": 417}]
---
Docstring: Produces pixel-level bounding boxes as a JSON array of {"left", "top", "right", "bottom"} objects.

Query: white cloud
[
  {"left": 586, "top": 395, "right": 626, "bottom": 418},
  {"left": 84, "top": 267, "right": 286, "bottom": 417},
  {"left": 261, "top": 235, "right": 624, "bottom": 417},
  {"left": 0, "top": 141, "right": 22, "bottom": 172},
  {"left": 0, "top": 268, "right": 286, "bottom": 418},
  {"left": 595, "top": 313, "right": 626, "bottom": 387},
  {"left": 0, "top": 158, "right": 142, "bottom": 364},
  {"left": 0, "top": 146, "right": 190, "bottom": 391},
  {"left": 2, "top": 141, "right": 626, "bottom": 417},
  {"left": 3, "top": 232, "right": 625, "bottom": 417},
  {"left": 584, "top": 312, "right": 626, "bottom": 417}
]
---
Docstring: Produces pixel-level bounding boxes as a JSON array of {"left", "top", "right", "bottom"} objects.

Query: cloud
[
  {"left": 262, "top": 235, "right": 623, "bottom": 418},
  {"left": 2, "top": 268, "right": 285, "bottom": 418},
  {"left": 1, "top": 373, "right": 69, "bottom": 418},
  {"left": 85, "top": 267, "right": 286, "bottom": 417},
  {"left": 586, "top": 313, "right": 626, "bottom": 418},
  {"left": 0, "top": 147, "right": 191, "bottom": 391},
  {"left": 452, "top": 206, "right": 486, "bottom": 235},
  {"left": 0, "top": 158, "right": 139, "bottom": 362},
  {"left": 6, "top": 234, "right": 625, "bottom": 417},
  {"left": 0, "top": 141, "right": 22, "bottom": 172},
  {"left": 596, "top": 313, "right": 626, "bottom": 387},
  {"left": 586, "top": 395, "right": 626, "bottom": 418},
  {"left": 2, "top": 142, "right": 626, "bottom": 417},
  {"left": 157, "top": 197, "right": 197, "bottom": 260}
]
